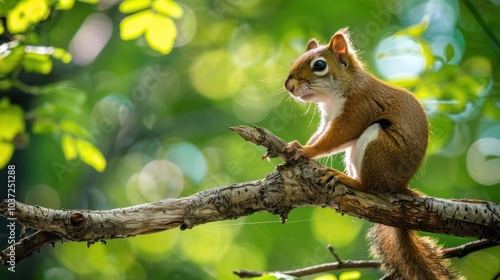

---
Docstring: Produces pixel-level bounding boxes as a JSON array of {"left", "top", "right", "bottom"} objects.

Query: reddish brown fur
[
  {"left": 369, "top": 225, "right": 460, "bottom": 280},
  {"left": 285, "top": 28, "right": 463, "bottom": 279}
]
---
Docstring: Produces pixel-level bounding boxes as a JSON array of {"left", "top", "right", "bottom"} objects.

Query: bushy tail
[{"left": 368, "top": 224, "right": 464, "bottom": 280}]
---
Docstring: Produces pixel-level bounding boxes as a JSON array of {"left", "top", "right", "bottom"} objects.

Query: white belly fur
[{"left": 345, "top": 123, "right": 382, "bottom": 179}]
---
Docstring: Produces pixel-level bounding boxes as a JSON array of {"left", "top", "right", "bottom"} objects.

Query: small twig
[
  {"left": 0, "top": 40, "right": 20, "bottom": 54},
  {"left": 12, "top": 79, "right": 42, "bottom": 95},
  {"left": 233, "top": 260, "right": 380, "bottom": 278},
  {"left": 234, "top": 238, "right": 499, "bottom": 279},
  {"left": 441, "top": 239, "right": 499, "bottom": 259},
  {"left": 327, "top": 245, "right": 344, "bottom": 265},
  {"left": 24, "top": 45, "right": 56, "bottom": 55}
]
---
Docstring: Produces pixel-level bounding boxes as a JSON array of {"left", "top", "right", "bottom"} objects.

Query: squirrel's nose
[{"left": 284, "top": 77, "right": 296, "bottom": 93}]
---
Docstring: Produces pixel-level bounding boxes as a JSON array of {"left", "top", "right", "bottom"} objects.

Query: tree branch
[
  {"left": 441, "top": 239, "right": 500, "bottom": 259},
  {"left": 234, "top": 260, "right": 381, "bottom": 278},
  {"left": 233, "top": 240, "right": 499, "bottom": 278},
  {"left": 1, "top": 125, "right": 499, "bottom": 266}
]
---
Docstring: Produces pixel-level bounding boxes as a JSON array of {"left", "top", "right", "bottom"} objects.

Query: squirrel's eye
[
  {"left": 310, "top": 57, "right": 328, "bottom": 76},
  {"left": 313, "top": 60, "right": 326, "bottom": 71}
]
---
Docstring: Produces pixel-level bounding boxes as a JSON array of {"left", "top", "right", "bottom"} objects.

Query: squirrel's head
[{"left": 284, "top": 28, "right": 361, "bottom": 103}]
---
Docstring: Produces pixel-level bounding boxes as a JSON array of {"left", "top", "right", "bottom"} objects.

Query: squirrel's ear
[
  {"left": 306, "top": 39, "right": 319, "bottom": 51},
  {"left": 329, "top": 33, "right": 348, "bottom": 56}
]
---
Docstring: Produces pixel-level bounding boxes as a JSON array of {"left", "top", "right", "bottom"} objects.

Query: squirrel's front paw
[
  {"left": 316, "top": 168, "right": 362, "bottom": 191},
  {"left": 283, "top": 141, "right": 306, "bottom": 160},
  {"left": 316, "top": 168, "right": 343, "bottom": 189}
]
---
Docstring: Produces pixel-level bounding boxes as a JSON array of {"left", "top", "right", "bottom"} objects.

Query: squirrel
[{"left": 283, "top": 28, "right": 463, "bottom": 280}]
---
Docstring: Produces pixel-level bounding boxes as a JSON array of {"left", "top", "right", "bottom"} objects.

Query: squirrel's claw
[
  {"left": 315, "top": 167, "right": 341, "bottom": 189},
  {"left": 283, "top": 140, "right": 305, "bottom": 161}
]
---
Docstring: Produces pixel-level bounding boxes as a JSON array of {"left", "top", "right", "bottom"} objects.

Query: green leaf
[
  {"left": 56, "top": 0, "right": 75, "bottom": 10},
  {"left": 52, "top": 48, "right": 72, "bottom": 63},
  {"left": 394, "top": 15, "right": 429, "bottom": 38},
  {"left": 145, "top": 14, "right": 176, "bottom": 54},
  {"left": 417, "top": 39, "right": 434, "bottom": 70},
  {"left": 0, "top": 21, "right": 4, "bottom": 35},
  {"left": 22, "top": 52, "right": 53, "bottom": 74},
  {"left": 152, "top": 0, "right": 183, "bottom": 18},
  {"left": 0, "top": 79, "right": 12, "bottom": 90},
  {"left": 0, "top": 98, "right": 25, "bottom": 167},
  {"left": 40, "top": 83, "right": 87, "bottom": 105},
  {"left": 120, "top": 10, "right": 153, "bottom": 41},
  {"left": 7, "top": 0, "right": 50, "bottom": 33},
  {"left": 58, "top": 89, "right": 87, "bottom": 105},
  {"left": 339, "top": 271, "right": 361, "bottom": 280},
  {"left": 445, "top": 43, "right": 455, "bottom": 62},
  {"left": 7, "top": 4, "right": 30, "bottom": 33},
  {"left": 0, "top": 142, "right": 15, "bottom": 169},
  {"left": 78, "top": 0, "right": 100, "bottom": 3},
  {"left": 0, "top": 98, "right": 25, "bottom": 141},
  {"left": 76, "top": 139, "right": 106, "bottom": 172},
  {"left": 61, "top": 134, "right": 78, "bottom": 160},
  {"left": 119, "top": 0, "right": 152, "bottom": 13},
  {"left": 32, "top": 119, "right": 59, "bottom": 134},
  {"left": 0, "top": 45, "right": 24, "bottom": 75},
  {"left": 36, "top": 102, "right": 82, "bottom": 117},
  {"left": 59, "top": 120, "right": 91, "bottom": 139}
]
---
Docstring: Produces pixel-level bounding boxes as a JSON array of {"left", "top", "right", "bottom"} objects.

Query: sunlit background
[{"left": 1, "top": 0, "right": 499, "bottom": 279}]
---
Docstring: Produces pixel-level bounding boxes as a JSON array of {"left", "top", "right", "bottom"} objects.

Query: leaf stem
[{"left": 12, "top": 79, "right": 42, "bottom": 95}]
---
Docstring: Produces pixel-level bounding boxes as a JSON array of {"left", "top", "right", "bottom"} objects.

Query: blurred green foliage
[
  {"left": 1, "top": 0, "right": 500, "bottom": 279},
  {"left": 0, "top": 98, "right": 25, "bottom": 167}
]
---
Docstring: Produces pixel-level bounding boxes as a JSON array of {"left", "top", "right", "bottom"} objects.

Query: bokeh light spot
[
  {"left": 128, "top": 230, "right": 179, "bottom": 258},
  {"left": 190, "top": 49, "right": 243, "bottom": 100},
  {"left": 375, "top": 36, "right": 425, "bottom": 80},
  {"left": 126, "top": 159, "right": 184, "bottom": 203},
  {"left": 233, "top": 87, "right": 272, "bottom": 123},
  {"left": 179, "top": 224, "right": 236, "bottom": 264},
  {"left": 466, "top": 138, "right": 500, "bottom": 186},
  {"left": 230, "top": 25, "right": 274, "bottom": 67},
  {"left": 174, "top": 3, "right": 196, "bottom": 47},
  {"left": 93, "top": 94, "right": 133, "bottom": 127},
  {"left": 312, "top": 208, "right": 364, "bottom": 247},
  {"left": 165, "top": 142, "right": 207, "bottom": 184},
  {"left": 69, "top": 13, "right": 112, "bottom": 66}
]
